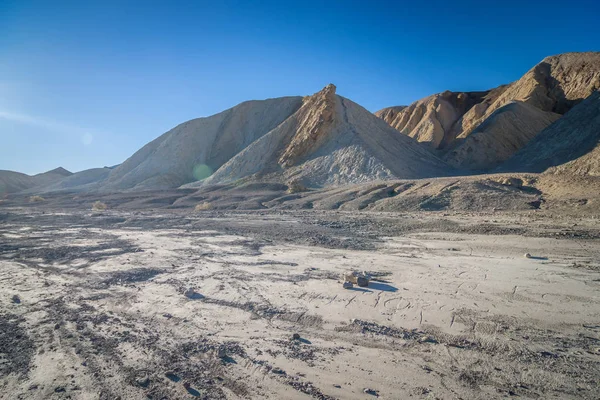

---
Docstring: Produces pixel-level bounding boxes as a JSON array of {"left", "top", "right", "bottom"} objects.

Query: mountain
[
  {"left": 201, "top": 84, "right": 451, "bottom": 187},
  {"left": 499, "top": 90, "right": 600, "bottom": 175},
  {"left": 444, "top": 101, "right": 561, "bottom": 170},
  {"left": 99, "top": 96, "right": 304, "bottom": 191},
  {"left": 30, "top": 167, "right": 114, "bottom": 193},
  {"left": 0, "top": 167, "right": 72, "bottom": 195},
  {"left": 4, "top": 86, "right": 451, "bottom": 194},
  {"left": 5, "top": 52, "right": 598, "bottom": 196},
  {"left": 376, "top": 52, "right": 600, "bottom": 170},
  {"left": 374, "top": 89, "right": 506, "bottom": 150}
]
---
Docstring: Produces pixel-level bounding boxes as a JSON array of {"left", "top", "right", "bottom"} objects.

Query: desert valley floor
[{"left": 0, "top": 207, "right": 599, "bottom": 399}]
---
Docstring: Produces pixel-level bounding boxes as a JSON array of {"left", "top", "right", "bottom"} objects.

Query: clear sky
[{"left": 1, "top": 0, "right": 599, "bottom": 174}]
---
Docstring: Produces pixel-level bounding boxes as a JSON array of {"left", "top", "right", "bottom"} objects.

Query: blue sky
[{"left": 1, "top": 0, "right": 599, "bottom": 174}]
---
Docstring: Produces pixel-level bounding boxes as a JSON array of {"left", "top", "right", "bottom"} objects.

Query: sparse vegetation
[
  {"left": 194, "top": 202, "right": 213, "bottom": 211},
  {"left": 287, "top": 179, "right": 307, "bottom": 194},
  {"left": 92, "top": 201, "right": 108, "bottom": 211},
  {"left": 29, "top": 195, "right": 45, "bottom": 203}
]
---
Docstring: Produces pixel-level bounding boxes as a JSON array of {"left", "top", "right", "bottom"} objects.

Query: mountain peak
[
  {"left": 34, "top": 167, "right": 73, "bottom": 177},
  {"left": 323, "top": 83, "right": 336, "bottom": 94},
  {"left": 278, "top": 84, "right": 338, "bottom": 167},
  {"left": 48, "top": 167, "right": 73, "bottom": 176}
]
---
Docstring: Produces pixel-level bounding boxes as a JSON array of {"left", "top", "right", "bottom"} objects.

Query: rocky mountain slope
[
  {"left": 202, "top": 84, "right": 451, "bottom": 187},
  {"left": 0, "top": 167, "right": 72, "bottom": 195},
  {"left": 374, "top": 89, "right": 505, "bottom": 150},
  {"left": 377, "top": 52, "right": 600, "bottom": 171},
  {"left": 5, "top": 85, "right": 450, "bottom": 194},
  {"left": 499, "top": 90, "right": 600, "bottom": 175},
  {"left": 99, "top": 96, "right": 304, "bottom": 191},
  {"left": 444, "top": 101, "right": 561, "bottom": 170}
]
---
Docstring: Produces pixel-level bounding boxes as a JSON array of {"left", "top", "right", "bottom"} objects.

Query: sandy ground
[{"left": 0, "top": 209, "right": 599, "bottom": 399}]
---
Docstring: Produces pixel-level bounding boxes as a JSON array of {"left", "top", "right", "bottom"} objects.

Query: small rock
[
  {"left": 524, "top": 253, "right": 531, "bottom": 258},
  {"left": 11, "top": 295, "right": 21, "bottom": 304},
  {"left": 135, "top": 375, "right": 150, "bottom": 387},
  {"left": 54, "top": 387, "right": 66, "bottom": 393},
  {"left": 217, "top": 346, "right": 227, "bottom": 359},
  {"left": 292, "top": 333, "right": 301, "bottom": 341},
  {"left": 343, "top": 272, "right": 357, "bottom": 284},
  {"left": 356, "top": 275, "right": 369, "bottom": 287},
  {"left": 342, "top": 281, "right": 353, "bottom": 289},
  {"left": 364, "top": 388, "right": 379, "bottom": 396},
  {"left": 500, "top": 177, "right": 524, "bottom": 188},
  {"left": 163, "top": 313, "right": 173, "bottom": 319}
]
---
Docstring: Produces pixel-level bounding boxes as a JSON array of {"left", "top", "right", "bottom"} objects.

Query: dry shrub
[
  {"left": 287, "top": 178, "right": 307, "bottom": 194},
  {"left": 29, "top": 195, "right": 45, "bottom": 203},
  {"left": 194, "top": 202, "right": 213, "bottom": 211},
  {"left": 92, "top": 201, "right": 108, "bottom": 211}
]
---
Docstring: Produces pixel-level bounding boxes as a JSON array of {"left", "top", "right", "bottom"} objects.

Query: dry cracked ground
[{"left": 0, "top": 209, "right": 599, "bottom": 399}]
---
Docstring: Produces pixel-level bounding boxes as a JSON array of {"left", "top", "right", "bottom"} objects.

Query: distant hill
[
  {"left": 30, "top": 167, "right": 114, "bottom": 194},
  {"left": 376, "top": 52, "right": 600, "bottom": 171},
  {"left": 0, "top": 167, "right": 72, "bottom": 195}
]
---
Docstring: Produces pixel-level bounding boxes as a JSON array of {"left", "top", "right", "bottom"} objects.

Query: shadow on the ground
[
  {"left": 368, "top": 282, "right": 398, "bottom": 292},
  {"left": 347, "top": 282, "right": 398, "bottom": 292}
]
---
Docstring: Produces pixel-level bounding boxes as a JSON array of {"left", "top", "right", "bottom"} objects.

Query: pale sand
[{"left": 0, "top": 210, "right": 599, "bottom": 399}]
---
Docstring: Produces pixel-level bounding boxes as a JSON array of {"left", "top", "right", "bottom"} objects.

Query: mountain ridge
[
  {"left": 2, "top": 52, "right": 599, "bottom": 196},
  {"left": 376, "top": 52, "right": 600, "bottom": 171}
]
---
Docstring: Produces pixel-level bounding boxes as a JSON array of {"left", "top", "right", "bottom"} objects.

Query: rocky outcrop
[
  {"left": 377, "top": 52, "right": 600, "bottom": 171},
  {"left": 375, "top": 89, "right": 504, "bottom": 149},
  {"left": 204, "top": 84, "right": 452, "bottom": 187},
  {"left": 279, "top": 84, "right": 337, "bottom": 167},
  {"left": 373, "top": 106, "right": 406, "bottom": 124},
  {"left": 499, "top": 91, "right": 600, "bottom": 175}
]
